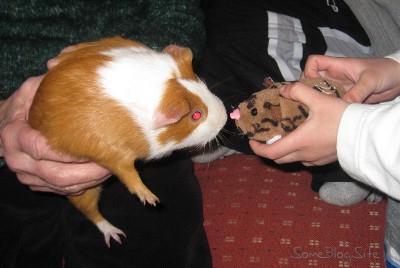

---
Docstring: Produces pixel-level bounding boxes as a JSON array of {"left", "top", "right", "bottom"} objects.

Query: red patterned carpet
[{"left": 196, "top": 154, "right": 387, "bottom": 268}]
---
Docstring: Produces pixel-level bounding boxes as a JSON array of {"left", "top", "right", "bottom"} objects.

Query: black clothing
[{"left": 0, "top": 155, "right": 212, "bottom": 268}]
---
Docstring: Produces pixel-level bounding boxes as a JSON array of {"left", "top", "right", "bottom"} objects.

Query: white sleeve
[
  {"left": 337, "top": 98, "right": 400, "bottom": 200},
  {"left": 385, "top": 50, "right": 400, "bottom": 63}
]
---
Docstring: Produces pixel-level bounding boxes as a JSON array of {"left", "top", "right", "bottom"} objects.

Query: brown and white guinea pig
[{"left": 28, "top": 36, "right": 227, "bottom": 247}]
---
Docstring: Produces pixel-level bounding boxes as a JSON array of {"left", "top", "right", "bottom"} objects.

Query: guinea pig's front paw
[{"left": 135, "top": 186, "right": 160, "bottom": 206}]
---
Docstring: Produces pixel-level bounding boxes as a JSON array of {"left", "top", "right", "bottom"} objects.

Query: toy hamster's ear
[{"left": 151, "top": 103, "right": 190, "bottom": 130}]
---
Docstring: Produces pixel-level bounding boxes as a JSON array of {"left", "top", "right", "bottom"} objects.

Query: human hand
[
  {"left": 0, "top": 55, "right": 111, "bottom": 195},
  {"left": 249, "top": 82, "right": 350, "bottom": 166},
  {"left": 304, "top": 55, "right": 400, "bottom": 104}
]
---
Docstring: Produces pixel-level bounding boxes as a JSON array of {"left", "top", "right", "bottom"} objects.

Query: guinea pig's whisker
[
  {"left": 220, "top": 128, "right": 237, "bottom": 136},
  {"left": 204, "top": 76, "right": 251, "bottom": 105},
  {"left": 206, "top": 76, "right": 234, "bottom": 91},
  {"left": 219, "top": 93, "right": 252, "bottom": 107}
]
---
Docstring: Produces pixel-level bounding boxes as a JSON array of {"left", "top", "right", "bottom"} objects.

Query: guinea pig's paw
[
  {"left": 96, "top": 219, "right": 127, "bottom": 248},
  {"left": 136, "top": 187, "right": 160, "bottom": 207}
]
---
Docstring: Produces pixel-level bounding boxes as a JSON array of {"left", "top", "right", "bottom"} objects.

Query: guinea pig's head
[{"left": 148, "top": 45, "right": 227, "bottom": 157}]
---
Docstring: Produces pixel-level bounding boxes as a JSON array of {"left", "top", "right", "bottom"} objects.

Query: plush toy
[{"left": 230, "top": 77, "right": 345, "bottom": 144}]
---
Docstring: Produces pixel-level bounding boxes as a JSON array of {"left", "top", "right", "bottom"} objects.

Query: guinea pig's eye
[
  {"left": 251, "top": 108, "right": 258, "bottom": 116},
  {"left": 192, "top": 111, "right": 202, "bottom": 121}
]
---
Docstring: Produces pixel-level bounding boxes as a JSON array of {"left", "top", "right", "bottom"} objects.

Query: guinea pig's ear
[
  {"left": 163, "top": 45, "right": 196, "bottom": 80},
  {"left": 163, "top": 45, "right": 193, "bottom": 63},
  {"left": 151, "top": 104, "right": 190, "bottom": 130}
]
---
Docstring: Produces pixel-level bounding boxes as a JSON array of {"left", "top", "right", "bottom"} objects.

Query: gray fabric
[
  {"left": 318, "top": 181, "right": 372, "bottom": 206},
  {"left": 386, "top": 198, "right": 400, "bottom": 266},
  {"left": 318, "top": 27, "right": 373, "bottom": 57},
  {"left": 267, "top": 11, "right": 305, "bottom": 81},
  {"left": 344, "top": 0, "right": 400, "bottom": 56}
]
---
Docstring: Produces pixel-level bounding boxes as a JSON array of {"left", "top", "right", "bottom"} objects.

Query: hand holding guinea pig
[
  {"left": 28, "top": 37, "right": 227, "bottom": 247},
  {"left": 0, "top": 74, "right": 111, "bottom": 195}
]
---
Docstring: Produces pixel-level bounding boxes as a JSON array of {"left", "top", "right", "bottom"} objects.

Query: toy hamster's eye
[
  {"left": 251, "top": 108, "right": 258, "bottom": 116},
  {"left": 192, "top": 111, "right": 202, "bottom": 121}
]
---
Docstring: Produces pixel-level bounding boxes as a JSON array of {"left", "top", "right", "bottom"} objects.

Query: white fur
[
  {"left": 97, "top": 46, "right": 226, "bottom": 159},
  {"left": 99, "top": 46, "right": 177, "bottom": 123},
  {"left": 96, "top": 219, "right": 126, "bottom": 247}
]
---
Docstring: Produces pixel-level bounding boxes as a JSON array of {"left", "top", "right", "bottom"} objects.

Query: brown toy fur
[{"left": 234, "top": 78, "right": 345, "bottom": 144}]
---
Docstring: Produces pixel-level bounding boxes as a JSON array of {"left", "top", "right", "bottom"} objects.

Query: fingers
[
  {"left": 34, "top": 160, "right": 111, "bottom": 188},
  {"left": 16, "top": 173, "right": 84, "bottom": 195},
  {"left": 18, "top": 76, "right": 45, "bottom": 109},
  {"left": 15, "top": 161, "right": 111, "bottom": 195},
  {"left": 250, "top": 139, "right": 335, "bottom": 166},
  {"left": 280, "top": 81, "right": 327, "bottom": 107},
  {"left": 342, "top": 86, "right": 369, "bottom": 103},
  {"left": 3, "top": 121, "right": 111, "bottom": 195},
  {"left": 249, "top": 138, "right": 298, "bottom": 162},
  {"left": 20, "top": 75, "right": 44, "bottom": 92},
  {"left": 303, "top": 55, "right": 359, "bottom": 91},
  {"left": 364, "top": 90, "right": 399, "bottom": 104},
  {"left": 3, "top": 122, "right": 77, "bottom": 163},
  {"left": 303, "top": 55, "right": 334, "bottom": 78},
  {"left": 250, "top": 138, "right": 313, "bottom": 165},
  {"left": 342, "top": 74, "right": 376, "bottom": 103},
  {"left": 304, "top": 56, "right": 400, "bottom": 104},
  {"left": 47, "top": 45, "right": 77, "bottom": 69},
  {"left": 47, "top": 59, "right": 59, "bottom": 69},
  {"left": 18, "top": 125, "right": 79, "bottom": 163}
]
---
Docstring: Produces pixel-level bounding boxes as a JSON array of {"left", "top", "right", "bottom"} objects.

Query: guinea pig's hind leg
[
  {"left": 68, "top": 186, "right": 126, "bottom": 247},
  {"left": 117, "top": 166, "right": 160, "bottom": 206}
]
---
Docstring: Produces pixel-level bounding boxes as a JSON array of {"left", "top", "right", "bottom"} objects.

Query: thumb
[
  {"left": 342, "top": 82, "right": 372, "bottom": 103},
  {"left": 280, "top": 82, "right": 325, "bottom": 107},
  {"left": 47, "top": 45, "right": 77, "bottom": 69}
]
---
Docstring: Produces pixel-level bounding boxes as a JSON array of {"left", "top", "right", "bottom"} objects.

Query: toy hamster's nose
[{"left": 230, "top": 108, "right": 240, "bottom": 120}]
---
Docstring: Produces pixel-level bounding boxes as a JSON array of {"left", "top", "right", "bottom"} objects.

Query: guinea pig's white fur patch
[{"left": 177, "top": 79, "right": 227, "bottom": 148}]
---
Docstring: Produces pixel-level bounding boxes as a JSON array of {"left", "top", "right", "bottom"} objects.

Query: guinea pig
[{"left": 28, "top": 36, "right": 227, "bottom": 247}]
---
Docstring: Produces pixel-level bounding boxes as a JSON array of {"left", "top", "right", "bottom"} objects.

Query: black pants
[{"left": 0, "top": 154, "right": 211, "bottom": 268}]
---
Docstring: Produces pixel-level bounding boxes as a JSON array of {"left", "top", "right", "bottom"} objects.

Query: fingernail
[
  {"left": 281, "top": 82, "right": 294, "bottom": 92},
  {"left": 342, "top": 95, "right": 355, "bottom": 103}
]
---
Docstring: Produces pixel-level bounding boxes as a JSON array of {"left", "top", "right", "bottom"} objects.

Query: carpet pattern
[{"left": 196, "top": 154, "right": 387, "bottom": 268}]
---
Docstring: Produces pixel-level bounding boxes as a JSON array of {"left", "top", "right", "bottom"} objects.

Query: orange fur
[
  {"left": 157, "top": 79, "right": 208, "bottom": 145},
  {"left": 56, "top": 36, "right": 146, "bottom": 64},
  {"left": 68, "top": 187, "right": 104, "bottom": 224}
]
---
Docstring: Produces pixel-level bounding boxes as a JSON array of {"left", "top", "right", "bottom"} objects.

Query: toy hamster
[
  {"left": 28, "top": 36, "right": 227, "bottom": 247},
  {"left": 230, "top": 77, "right": 345, "bottom": 144}
]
